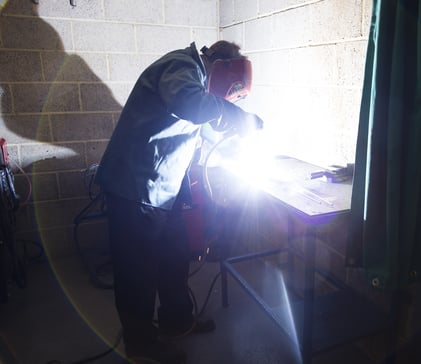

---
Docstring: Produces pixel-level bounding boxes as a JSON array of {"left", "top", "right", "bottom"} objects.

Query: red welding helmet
[{"left": 207, "top": 58, "right": 252, "bottom": 102}]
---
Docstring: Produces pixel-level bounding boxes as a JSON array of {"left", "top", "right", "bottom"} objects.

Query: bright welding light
[{"left": 220, "top": 131, "right": 291, "bottom": 189}]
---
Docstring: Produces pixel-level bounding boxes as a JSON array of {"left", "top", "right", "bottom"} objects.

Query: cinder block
[
  {"left": 75, "top": 220, "right": 109, "bottom": 254},
  {"left": 0, "top": 114, "right": 51, "bottom": 144},
  {"left": 219, "top": 0, "right": 235, "bottom": 27},
  {"left": 336, "top": 40, "right": 367, "bottom": 87},
  {"left": 2, "top": 144, "right": 19, "bottom": 167},
  {"left": 221, "top": 24, "right": 244, "bottom": 48},
  {"left": 362, "top": 0, "right": 373, "bottom": 36},
  {"left": 58, "top": 170, "right": 87, "bottom": 199},
  {"left": 14, "top": 204, "right": 33, "bottom": 235},
  {"left": 245, "top": 17, "right": 273, "bottom": 50},
  {"left": 310, "top": 0, "right": 362, "bottom": 43},
  {"left": 108, "top": 83, "right": 134, "bottom": 108},
  {"left": 136, "top": 25, "right": 191, "bottom": 54},
  {"left": 259, "top": 0, "right": 307, "bottom": 14},
  {"left": 108, "top": 53, "right": 158, "bottom": 82},
  {"left": 289, "top": 45, "right": 338, "bottom": 86},
  {"left": 165, "top": 0, "right": 217, "bottom": 27},
  {"left": 233, "top": 0, "right": 258, "bottom": 22},
  {"left": 42, "top": 52, "right": 109, "bottom": 82},
  {"left": 72, "top": 21, "right": 136, "bottom": 52},
  {"left": 35, "top": 225, "right": 78, "bottom": 258},
  {"left": 0, "top": 17, "right": 73, "bottom": 51},
  {"left": 13, "top": 173, "right": 40, "bottom": 204},
  {"left": 27, "top": 172, "right": 60, "bottom": 202},
  {"left": 28, "top": 197, "right": 91, "bottom": 231},
  {"left": 20, "top": 142, "right": 86, "bottom": 172},
  {"left": 259, "top": 50, "right": 290, "bottom": 86},
  {"left": 1, "top": 0, "right": 38, "bottom": 16},
  {"left": 103, "top": 0, "right": 163, "bottom": 23},
  {"left": 0, "top": 51, "right": 43, "bottom": 82},
  {"left": 272, "top": 6, "right": 312, "bottom": 48},
  {"left": 85, "top": 141, "right": 109, "bottom": 166},
  {"left": 330, "top": 88, "right": 362, "bottom": 163},
  {"left": 0, "top": 84, "right": 12, "bottom": 114},
  {"left": 80, "top": 83, "right": 124, "bottom": 112},
  {"left": 36, "top": 0, "right": 104, "bottom": 20},
  {"left": 50, "top": 113, "right": 114, "bottom": 143},
  {"left": 191, "top": 28, "right": 218, "bottom": 50},
  {"left": 12, "top": 83, "right": 80, "bottom": 113},
  {"left": 2, "top": 0, "right": 103, "bottom": 20}
]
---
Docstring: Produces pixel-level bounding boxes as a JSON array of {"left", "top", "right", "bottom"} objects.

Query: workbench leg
[
  {"left": 287, "top": 214, "right": 295, "bottom": 286},
  {"left": 220, "top": 261, "right": 229, "bottom": 307},
  {"left": 302, "top": 226, "right": 316, "bottom": 364}
]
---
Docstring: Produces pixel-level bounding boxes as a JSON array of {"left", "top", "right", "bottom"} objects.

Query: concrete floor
[{"left": 0, "top": 251, "right": 408, "bottom": 364}]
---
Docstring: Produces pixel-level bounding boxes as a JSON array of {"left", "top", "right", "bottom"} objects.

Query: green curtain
[{"left": 347, "top": 0, "right": 421, "bottom": 290}]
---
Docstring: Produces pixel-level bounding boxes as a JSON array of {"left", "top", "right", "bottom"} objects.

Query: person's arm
[{"left": 158, "top": 58, "right": 262, "bottom": 135}]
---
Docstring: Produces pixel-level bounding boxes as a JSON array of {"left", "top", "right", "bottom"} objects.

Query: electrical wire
[
  {"left": 73, "top": 192, "right": 111, "bottom": 290},
  {"left": 0, "top": 163, "right": 27, "bottom": 290},
  {"left": 9, "top": 158, "right": 32, "bottom": 205},
  {"left": 45, "top": 329, "right": 123, "bottom": 364},
  {"left": 202, "top": 133, "right": 236, "bottom": 201},
  {"left": 73, "top": 163, "right": 112, "bottom": 289}
]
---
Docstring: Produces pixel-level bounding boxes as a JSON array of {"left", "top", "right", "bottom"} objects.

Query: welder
[{"left": 95, "top": 40, "right": 263, "bottom": 364}]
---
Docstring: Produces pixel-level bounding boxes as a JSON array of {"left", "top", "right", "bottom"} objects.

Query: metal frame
[{"left": 220, "top": 206, "right": 391, "bottom": 364}]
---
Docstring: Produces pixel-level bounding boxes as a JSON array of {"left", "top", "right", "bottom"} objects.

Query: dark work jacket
[{"left": 95, "top": 42, "right": 251, "bottom": 210}]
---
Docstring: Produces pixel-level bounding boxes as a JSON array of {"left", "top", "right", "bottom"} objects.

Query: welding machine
[
  {"left": 183, "top": 163, "right": 209, "bottom": 260},
  {"left": 0, "top": 138, "right": 25, "bottom": 302}
]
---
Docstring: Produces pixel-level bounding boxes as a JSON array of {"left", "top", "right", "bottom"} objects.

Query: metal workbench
[{"left": 219, "top": 157, "right": 391, "bottom": 364}]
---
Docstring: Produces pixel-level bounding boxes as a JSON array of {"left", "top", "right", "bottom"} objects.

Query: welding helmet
[
  {"left": 201, "top": 43, "right": 252, "bottom": 102},
  {"left": 201, "top": 46, "right": 251, "bottom": 103},
  {"left": 207, "top": 58, "right": 252, "bottom": 102}
]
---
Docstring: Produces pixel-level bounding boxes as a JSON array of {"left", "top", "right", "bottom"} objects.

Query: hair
[{"left": 201, "top": 41, "right": 244, "bottom": 63}]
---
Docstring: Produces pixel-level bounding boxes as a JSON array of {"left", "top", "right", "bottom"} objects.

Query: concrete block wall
[
  {"left": 219, "top": 0, "right": 372, "bottom": 168},
  {"left": 218, "top": 0, "right": 373, "bottom": 293},
  {"left": 1, "top": 0, "right": 372, "bottom": 263},
  {"left": 0, "top": 0, "right": 218, "bottom": 257}
]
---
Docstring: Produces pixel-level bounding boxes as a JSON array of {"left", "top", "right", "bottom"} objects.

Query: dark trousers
[{"left": 106, "top": 193, "right": 193, "bottom": 349}]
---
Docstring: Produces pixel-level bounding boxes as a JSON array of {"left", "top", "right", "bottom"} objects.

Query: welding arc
[{"left": 202, "top": 134, "right": 235, "bottom": 202}]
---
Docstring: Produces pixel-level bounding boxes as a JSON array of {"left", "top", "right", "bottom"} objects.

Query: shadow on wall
[{"left": 0, "top": 0, "right": 120, "bottom": 251}]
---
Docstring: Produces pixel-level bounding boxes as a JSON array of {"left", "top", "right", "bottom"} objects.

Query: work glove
[{"left": 237, "top": 113, "right": 264, "bottom": 137}]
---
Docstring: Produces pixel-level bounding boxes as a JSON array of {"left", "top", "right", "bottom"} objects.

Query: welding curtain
[{"left": 347, "top": 0, "right": 421, "bottom": 290}]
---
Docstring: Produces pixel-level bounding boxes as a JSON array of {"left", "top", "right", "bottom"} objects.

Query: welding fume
[{"left": 93, "top": 41, "right": 264, "bottom": 364}]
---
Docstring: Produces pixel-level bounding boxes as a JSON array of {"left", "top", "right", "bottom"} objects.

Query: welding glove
[{"left": 237, "top": 113, "right": 264, "bottom": 137}]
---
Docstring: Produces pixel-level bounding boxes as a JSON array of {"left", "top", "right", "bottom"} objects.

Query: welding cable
[
  {"left": 73, "top": 193, "right": 111, "bottom": 290},
  {"left": 0, "top": 166, "right": 27, "bottom": 289},
  {"left": 83, "top": 163, "right": 101, "bottom": 200},
  {"left": 9, "top": 158, "right": 32, "bottom": 205},
  {"left": 182, "top": 133, "right": 237, "bottom": 321},
  {"left": 7, "top": 158, "right": 44, "bottom": 261},
  {"left": 73, "top": 164, "right": 112, "bottom": 289},
  {"left": 198, "top": 271, "right": 221, "bottom": 317},
  {"left": 202, "top": 133, "right": 235, "bottom": 202},
  {"left": 45, "top": 328, "right": 122, "bottom": 364}
]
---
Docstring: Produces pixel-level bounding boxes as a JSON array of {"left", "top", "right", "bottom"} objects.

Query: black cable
[
  {"left": 18, "top": 239, "right": 45, "bottom": 262},
  {"left": 0, "top": 165, "right": 27, "bottom": 290},
  {"left": 45, "top": 329, "right": 122, "bottom": 364},
  {"left": 73, "top": 194, "right": 112, "bottom": 290},
  {"left": 198, "top": 271, "right": 221, "bottom": 318},
  {"left": 73, "top": 164, "right": 113, "bottom": 289},
  {"left": 202, "top": 134, "right": 235, "bottom": 201}
]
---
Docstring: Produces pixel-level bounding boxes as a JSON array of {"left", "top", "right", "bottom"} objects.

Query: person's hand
[
  {"left": 252, "top": 114, "right": 264, "bottom": 130},
  {"left": 237, "top": 113, "right": 264, "bottom": 137}
]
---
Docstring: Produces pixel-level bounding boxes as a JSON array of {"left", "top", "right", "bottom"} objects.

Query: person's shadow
[
  {"left": 1, "top": 0, "right": 122, "bottom": 297},
  {"left": 0, "top": 0, "right": 124, "bottom": 360},
  {"left": 0, "top": 1, "right": 121, "bottom": 234},
  {"left": 1, "top": 1, "right": 121, "bottom": 171}
]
